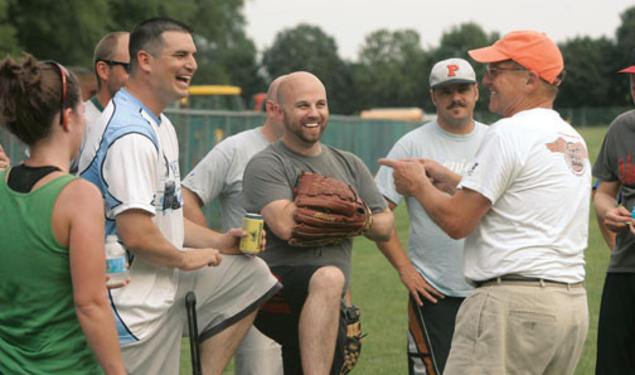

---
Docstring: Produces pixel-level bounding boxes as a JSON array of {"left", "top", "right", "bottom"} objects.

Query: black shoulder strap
[{"left": 7, "top": 164, "right": 62, "bottom": 193}]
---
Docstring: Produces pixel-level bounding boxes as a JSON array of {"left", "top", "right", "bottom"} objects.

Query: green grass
[{"left": 180, "top": 125, "right": 611, "bottom": 375}]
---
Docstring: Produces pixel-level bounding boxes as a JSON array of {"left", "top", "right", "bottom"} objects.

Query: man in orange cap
[
  {"left": 592, "top": 48, "right": 635, "bottom": 375},
  {"left": 379, "top": 30, "right": 590, "bottom": 374}
]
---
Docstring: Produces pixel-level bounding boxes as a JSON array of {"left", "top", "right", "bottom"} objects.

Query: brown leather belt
[{"left": 474, "top": 275, "right": 584, "bottom": 288}]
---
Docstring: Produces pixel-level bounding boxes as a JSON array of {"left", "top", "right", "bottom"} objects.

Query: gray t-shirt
[
  {"left": 242, "top": 140, "right": 387, "bottom": 288},
  {"left": 375, "top": 120, "right": 488, "bottom": 297},
  {"left": 182, "top": 128, "right": 269, "bottom": 231},
  {"left": 593, "top": 109, "right": 635, "bottom": 272}
]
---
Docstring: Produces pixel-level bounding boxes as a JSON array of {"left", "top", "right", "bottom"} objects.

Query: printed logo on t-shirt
[
  {"left": 466, "top": 162, "right": 479, "bottom": 176},
  {"left": 152, "top": 159, "right": 182, "bottom": 214},
  {"left": 546, "top": 137, "right": 588, "bottom": 175},
  {"left": 443, "top": 159, "right": 471, "bottom": 174},
  {"left": 616, "top": 152, "right": 635, "bottom": 185}
]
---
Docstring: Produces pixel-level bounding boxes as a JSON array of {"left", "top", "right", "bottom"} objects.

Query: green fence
[
  {"left": 166, "top": 108, "right": 420, "bottom": 176},
  {"left": 165, "top": 108, "right": 420, "bottom": 228},
  {"left": 0, "top": 109, "right": 419, "bottom": 229},
  {"left": 2, "top": 106, "right": 623, "bottom": 228}
]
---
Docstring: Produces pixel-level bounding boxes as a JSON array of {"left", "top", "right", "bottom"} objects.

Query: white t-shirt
[
  {"left": 70, "top": 97, "right": 104, "bottom": 174},
  {"left": 375, "top": 120, "right": 488, "bottom": 297},
  {"left": 84, "top": 96, "right": 103, "bottom": 124},
  {"left": 458, "top": 108, "right": 590, "bottom": 283},
  {"left": 181, "top": 128, "right": 269, "bottom": 231}
]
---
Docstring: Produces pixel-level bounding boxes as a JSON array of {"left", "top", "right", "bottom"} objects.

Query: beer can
[{"left": 239, "top": 213, "right": 264, "bottom": 254}]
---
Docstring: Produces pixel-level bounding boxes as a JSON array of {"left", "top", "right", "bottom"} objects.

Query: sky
[{"left": 244, "top": 0, "right": 634, "bottom": 61}]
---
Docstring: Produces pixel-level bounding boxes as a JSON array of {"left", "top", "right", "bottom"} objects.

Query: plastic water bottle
[{"left": 105, "top": 235, "right": 129, "bottom": 287}]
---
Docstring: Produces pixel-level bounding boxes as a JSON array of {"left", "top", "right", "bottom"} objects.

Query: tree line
[{"left": 2, "top": 0, "right": 634, "bottom": 115}]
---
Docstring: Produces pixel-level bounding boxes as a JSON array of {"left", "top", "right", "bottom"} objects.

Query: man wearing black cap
[
  {"left": 592, "top": 49, "right": 635, "bottom": 375},
  {"left": 375, "top": 57, "right": 487, "bottom": 375}
]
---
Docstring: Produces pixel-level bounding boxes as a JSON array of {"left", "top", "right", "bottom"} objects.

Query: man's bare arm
[
  {"left": 182, "top": 187, "right": 207, "bottom": 227},
  {"left": 375, "top": 200, "right": 444, "bottom": 305},
  {"left": 116, "top": 209, "right": 221, "bottom": 270}
]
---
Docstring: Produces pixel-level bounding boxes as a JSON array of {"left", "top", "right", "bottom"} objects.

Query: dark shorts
[
  {"left": 408, "top": 294, "right": 464, "bottom": 375},
  {"left": 596, "top": 272, "right": 635, "bottom": 375},
  {"left": 255, "top": 265, "right": 347, "bottom": 375}
]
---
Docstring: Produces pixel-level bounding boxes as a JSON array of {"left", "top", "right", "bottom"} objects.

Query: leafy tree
[
  {"left": 0, "top": 0, "right": 20, "bottom": 57},
  {"left": 194, "top": 32, "right": 266, "bottom": 103},
  {"left": 556, "top": 37, "right": 618, "bottom": 108},
  {"left": 109, "top": 0, "right": 264, "bottom": 99},
  {"left": 431, "top": 22, "right": 497, "bottom": 63},
  {"left": 616, "top": 6, "right": 635, "bottom": 63},
  {"left": 353, "top": 29, "right": 429, "bottom": 112},
  {"left": 262, "top": 24, "right": 353, "bottom": 114},
  {"left": 613, "top": 5, "right": 635, "bottom": 104},
  {"left": 6, "top": 0, "right": 110, "bottom": 65},
  {"left": 4, "top": 0, "right": 262, "bottom": 102}
]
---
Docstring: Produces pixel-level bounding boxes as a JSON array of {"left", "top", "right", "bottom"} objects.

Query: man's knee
[{"left": 308, "top": 266, "right": 345, "bottom": 296}]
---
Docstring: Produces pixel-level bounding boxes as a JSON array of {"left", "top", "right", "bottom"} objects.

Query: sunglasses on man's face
[{"left": 97, "top": 58, "right": 129, "bottom": 71}]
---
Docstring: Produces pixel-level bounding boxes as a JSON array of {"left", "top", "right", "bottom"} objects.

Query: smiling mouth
[
  {"left": 176, "top": 76, "right": 191, "bottom": 85},
  {"left": 303, "top": 123, "right": 319, "bottom": 128}
]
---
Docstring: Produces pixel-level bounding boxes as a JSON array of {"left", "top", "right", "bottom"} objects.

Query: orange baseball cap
[{"left": 468, "top": 30, "right": 564, "bottom": 86}]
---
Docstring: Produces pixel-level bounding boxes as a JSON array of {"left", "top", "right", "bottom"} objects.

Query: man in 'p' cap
[
  {"left": 592, "top": 47, "right": 635, "bottom": 375},
  {"left": 380, "top": 31, "right": 590, "bottom": 374},
  {"left": 375, "top": 57, "right": 488, "bottom": 374}
]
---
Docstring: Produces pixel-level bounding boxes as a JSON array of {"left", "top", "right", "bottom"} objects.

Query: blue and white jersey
[{"left": 78, "top": 89, "right": 184, "bottom": 343}]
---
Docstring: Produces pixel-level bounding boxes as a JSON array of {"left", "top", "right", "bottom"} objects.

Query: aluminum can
[{"left": 239, "top": 213, "right": 264, "bottom": 254}]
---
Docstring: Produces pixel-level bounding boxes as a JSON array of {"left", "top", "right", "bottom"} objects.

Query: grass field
[{"left": 180, "top": 125, "right": 612, "bottom": 375}]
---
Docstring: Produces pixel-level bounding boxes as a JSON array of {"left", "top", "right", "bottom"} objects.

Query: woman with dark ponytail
[{"left": 0, "top": 54, "right": 126, "bottom": 374}]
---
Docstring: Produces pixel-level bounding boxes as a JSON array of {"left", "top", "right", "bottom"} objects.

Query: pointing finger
[{"left": 378, "top": 158, "right": 397, "bottom": 168}]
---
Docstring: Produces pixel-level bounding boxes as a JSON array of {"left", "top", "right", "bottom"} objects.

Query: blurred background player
[
  {"left": 86, "top": 31, "right": 130, "bottom": 123},
  {"left": 0, "top": 54, "right": 125, "bottom": 374},
  {"left": 242, "top": 71, "right": 394, "bottom": 374},
  {"left": 181, "top": 74, "right": 287, "bottom": 375},
  {"left": 592, "top": 48, "right": 635, "bottom": 375},
  {"left": 375, "top": 57, "right": 487, "bottom": 374},
  {"left": 70, "top": 31, "right": 130, "bottom": 173}
]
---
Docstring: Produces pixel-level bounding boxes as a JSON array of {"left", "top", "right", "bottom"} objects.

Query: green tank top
[{"left": 0, "top": 169, "right": 102, "bottom": 374}]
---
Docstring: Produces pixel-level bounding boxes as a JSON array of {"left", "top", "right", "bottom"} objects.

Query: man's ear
[
  {"left": 430, "top": 89, "right": 438, "bottom": 108},
  {"left": 136, "top": 50, "right": 153, "bottom": 74},
  {"left": 525, "top": 71, "right": 541, "bottom": 94},
  {"left": 95, "top": 61, "right": 109, "bottom": 82}
]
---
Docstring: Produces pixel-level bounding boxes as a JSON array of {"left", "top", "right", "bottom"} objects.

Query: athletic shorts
[
  {"left": 444, "top": 281, "right": 588, "bottom": 375},
  {"left": 233, "top": 326, "right": 283, "bottom": 375},
  {"left": 120, "top": 254, "right": 281, "bottom": 374},
  {"left": 255, "top": 265, "right": 347, "bottom": 375},
  {"left": 596, "top": 272, "right": 635, "bottom": 375},
  {"left": 407, "top": 294, "right": 464, "bottom": 375}
]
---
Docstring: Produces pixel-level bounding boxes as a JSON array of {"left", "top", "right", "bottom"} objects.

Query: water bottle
[{"left": 105, "top": 235, "right": 129, "bottom": 287}]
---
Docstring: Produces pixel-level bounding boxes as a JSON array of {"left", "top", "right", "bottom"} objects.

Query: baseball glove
[
  {"left": 289, "top": 171, "right": 373, "bottom": 247},
  {"left": 340, "top": 304, "right": 365, "bottom": 375}
]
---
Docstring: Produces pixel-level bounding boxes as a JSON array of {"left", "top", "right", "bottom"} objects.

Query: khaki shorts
[
  {"left": 444, "top": 282, "right": 588, "bottom": 375},
  {"left": 121, "top": 255, "right": 281, "bottom": 374}
]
